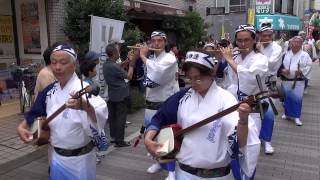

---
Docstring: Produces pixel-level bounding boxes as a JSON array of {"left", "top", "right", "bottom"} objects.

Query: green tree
[
  {"left": 63, "top": 0, "right": 127, "bottom": 57},
  {"left": 171, "top": 12, "right": 205, "bottom": 53}
]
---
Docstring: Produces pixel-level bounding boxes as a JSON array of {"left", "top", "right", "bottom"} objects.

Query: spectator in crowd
[{"left": 103, "top": 44, "right": 137, "bottom": 147}]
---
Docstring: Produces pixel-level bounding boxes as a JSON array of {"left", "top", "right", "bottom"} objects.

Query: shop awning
[
  {"left": 256, "top": 14, "right": 302, "bottom": 31},
  {"left": 124, "top": 0, "right": 185, "bottom": 17}
]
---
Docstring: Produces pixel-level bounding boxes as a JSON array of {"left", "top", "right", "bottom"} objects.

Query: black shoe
[
  {"left": 110, "top": 140, "right": 116, "bottom": 143},
  {"left": 115, "top": 141, "right": 131, "bottom": 147}
]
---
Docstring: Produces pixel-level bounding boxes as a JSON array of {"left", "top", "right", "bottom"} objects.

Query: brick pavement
[
  {"left": 255, "top": 63, "right": 320, "bottom": 180},
  {"left": 0, "top": 63, "right": 319, "bottom": 180},
  {"left": 0, "top": 104, "right": 38, "bottom": 166}
]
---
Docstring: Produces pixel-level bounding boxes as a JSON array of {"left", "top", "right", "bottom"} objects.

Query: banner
[
  {"left": 20, "top": 0, "right": 41, "bottom": 54},
  {"left": 89, "top": 15, "right": 125, "bottom": 101},
  {"left": 248, "top": 8, "right": 256, "bottom": 26}
]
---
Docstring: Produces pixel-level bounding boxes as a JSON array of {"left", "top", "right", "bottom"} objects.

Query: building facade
[
  {"left": 185, "top": 0, "right": 305, "bottom": 41},
  {"left": 0, "top": 0, "right": 188, "bottom": 103}
]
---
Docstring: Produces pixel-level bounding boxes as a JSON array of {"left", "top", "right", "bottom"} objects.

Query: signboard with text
[
  {"left": 256, "top": 0, "right": 271, "bottom": 14},
  {"left": 0, "top": 16, "right": 15, "bottom": 59},
  {"left": 89, "top": 15, "right": 125, "bottom": 101},
  {"left": 256, "top": 14, "right": 302, "bottom": 31}
]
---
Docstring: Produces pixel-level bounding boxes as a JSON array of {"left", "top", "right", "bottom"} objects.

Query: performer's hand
[
  {"left": 144, "top": 130, "right": 163, "bottom": 157},
  {"left": 66, "top": 93, "right": 92, "bottom": 111},
  {"left": 139, "top": 46, "right": 148, "bottom": 58},
  {"left": 238, "top": 103, "right": 251, "bottom": 125},
  {"left": 220, "top": 47, "right": 233, "bottom": 62},
  {"left": 17, "top": 120, "right": 33, "bottom": 143},
  {"left": 256, "top": 42, "right": 263, "bottom": 51},
  {"left": 145, "top": 139, "right": 163, "bottom": 157},
  {"left": 66, "top": 98, "right": 81, "bottom": 110},
  {"left": 120, "top": 59, "right": 129, "bottom": 68},
  {"left": 132, "top": 47, "right": 140, "bottom": 56},
  {"left": 128, "top": 52, "right": 138, "bottom": 67}
]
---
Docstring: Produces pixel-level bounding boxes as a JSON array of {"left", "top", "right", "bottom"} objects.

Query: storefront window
[
  {"left": 229, "top": 0, "right": 246, "bottom": 12},
  {"left": 20, "top": 1, "right": 41, "bottom": 54},
  {"left": 0, "top": 1, "right": 19, "bottom": 104},
  {"left": 275, "top": 0, "right": 281, "bottom": 13}
]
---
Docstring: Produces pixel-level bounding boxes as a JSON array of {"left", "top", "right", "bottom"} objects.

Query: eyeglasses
[{"left": 185, "top": 76, "right": 211, "bottom": 85}]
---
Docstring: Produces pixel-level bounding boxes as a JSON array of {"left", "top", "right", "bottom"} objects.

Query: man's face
[
  {"left": 151, "top": 36, "right": 166, "bottom": 50},
  {"left": 186, "top": 66, "right": 213, "bottom": 95},
  {"left": 291, "top": 39, "right": 303, "bottom": 52},
  {"left": 172, "top": 46, "right": 179, "bottom": 55},
  {"left": 236, "top": 31, "right": 255, "bottom": 52},
  {"left": 260, "top": 31, "right": 273, "bottom": 44},
  {"left": 89, "top": 66, "right": 97, "bottom": 78},
  {"left": 50, "top": 51, "right": 76, "bottom": 84},
  {"left": 299, "top": 33, "right": 306, "bottom": 40}
]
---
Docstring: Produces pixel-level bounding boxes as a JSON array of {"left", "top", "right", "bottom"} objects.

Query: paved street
[{"left": 0, "top": 63, "right": 319, "bottom": 180}]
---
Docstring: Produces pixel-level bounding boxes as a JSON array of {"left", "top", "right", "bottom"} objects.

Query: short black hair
[
  {"left": 43, "top": 41, "right": 62, "bottom": 65},
  {"left": 218, "top": 39, "right": 231, "bottom": 48},
  {"left": 80, "top": 60, "right": 97, "bottom": 77},
  {"left": 105, "top": 44, "right": 118, "bottom": 57}
]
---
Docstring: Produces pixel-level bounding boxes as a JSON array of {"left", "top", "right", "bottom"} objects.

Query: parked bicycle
[{"left": 10, "top": 63, "right": 38, "bottom": 113}]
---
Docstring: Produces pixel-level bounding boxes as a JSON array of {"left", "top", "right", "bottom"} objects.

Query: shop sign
[
  {"left": 0, "top": 16, "right": 15, "bottom": 59},
  {"left": 256, "top": 0, "right": 271, "bottom": 14},
  {"left": 256, "top": 14, "right": 302, "bottom": 31}
]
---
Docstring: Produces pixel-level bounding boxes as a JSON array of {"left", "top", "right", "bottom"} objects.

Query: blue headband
[
  {"left": 52, "top": 44, "right": 77, "bottom": 61},
  {"left": 185, "top": 51, "right": 218, "bottom": 69},
  {"left": 260, "top": 26, "right": 273, "bottom": 32},
  {"left": 235, "top": 24, "right": 256, "bottom": 35},
  {"left": 151, "top": 31, "right": 167, "bottom": 39}
]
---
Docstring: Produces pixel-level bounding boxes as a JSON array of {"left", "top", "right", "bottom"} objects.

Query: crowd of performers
[{"left": 15, "top": 22, "right": 314, "bottom": 180}]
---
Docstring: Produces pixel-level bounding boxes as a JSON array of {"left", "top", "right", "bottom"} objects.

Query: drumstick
[{"left": 127, "top": 46, "right": 162, "bottom": 51}]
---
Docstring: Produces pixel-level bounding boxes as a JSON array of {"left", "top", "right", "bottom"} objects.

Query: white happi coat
[
  {"left": 48, "top": 73, "right": 108, "bottom": 179},
  {"left": 227, "top": 51, "right": 268, "bottom": 99},
  {"left": 145, "top": 51, "right": 179, "bottom": 103},
  {"left": 226, "top": 51, "right": 268, "bottom": 175},
  {"left": 260, "top": 41, "right": 283, "bottom": 76},
  {"left": 175, "top": 82, "right": 253, "bottom": 179},
  {"left": 144, "top": 51, "right": 180, "bottom": 127},
  {"left": 282, "top": 50, "right": 312, "bottom": 80},
  {"left": 282, "top": 49, "right": 312, "bottom": 95}
]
